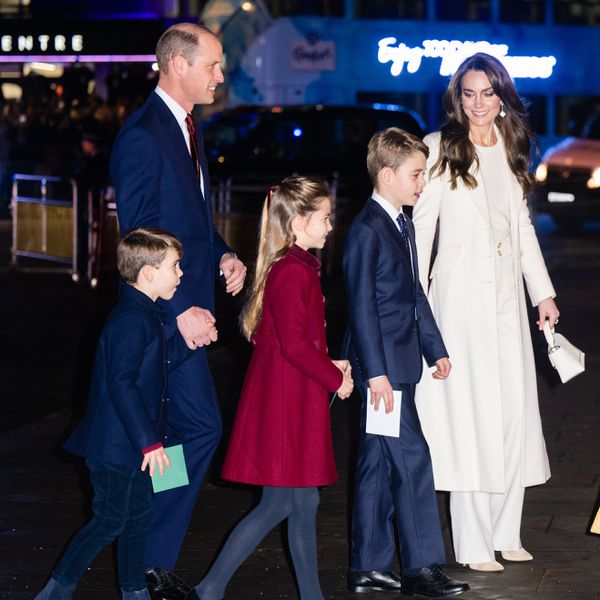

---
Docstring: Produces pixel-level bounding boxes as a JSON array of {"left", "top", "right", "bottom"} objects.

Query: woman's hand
[{"left": 537, "top": 297, "right": 560, "bottom": 330}]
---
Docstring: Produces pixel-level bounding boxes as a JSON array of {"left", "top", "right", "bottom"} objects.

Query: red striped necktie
[{"left": 185, "top": 113, "right": 201, "bottom": 179}]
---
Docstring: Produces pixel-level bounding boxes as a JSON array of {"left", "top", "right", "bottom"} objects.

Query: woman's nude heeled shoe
[
  {"left": 501, "top": 548, "right": 533, "bottom": 561},
  {"left": 466, "top": 561, "right": 504, "bottom": 572}
]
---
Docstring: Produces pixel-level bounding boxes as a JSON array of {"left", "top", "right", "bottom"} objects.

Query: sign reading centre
[
  {"left": 378, "top": 38, "right": 557, "bottom": 79},
  {"left": 1, "top": 33, "right": 84, "bottom": 53}
]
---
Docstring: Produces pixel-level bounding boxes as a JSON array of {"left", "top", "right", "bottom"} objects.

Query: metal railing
[{"left": 11, "top": 174, "right": 78, "bottom": 279}]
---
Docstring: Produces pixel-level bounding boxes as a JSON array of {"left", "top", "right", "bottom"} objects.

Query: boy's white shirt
[{"left": 371, "top": 190, "right": 404, "bottom": 231}]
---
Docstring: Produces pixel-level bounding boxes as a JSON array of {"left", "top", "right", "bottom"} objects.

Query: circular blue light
[{"left": 293, "top": 127, "right": 302, "bottom": 137}]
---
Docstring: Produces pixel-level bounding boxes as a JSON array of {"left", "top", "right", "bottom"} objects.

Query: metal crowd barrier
[
  {"left": 11, "top": 174, "right": 78, "bottom": 279},
  {"left": 11, "top": 175, "right": 120, "bottom": 287}
]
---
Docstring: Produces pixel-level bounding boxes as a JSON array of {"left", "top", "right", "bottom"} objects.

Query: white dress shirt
[
  {"left": 155, "top": 85, "right": 205, "bottom": 196},
  {"left": 372, "top": 190, "right": 403, "bottom": 231}
]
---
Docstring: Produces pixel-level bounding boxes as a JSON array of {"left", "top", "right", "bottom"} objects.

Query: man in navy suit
[
  {"left": 110, "top": 23, "right": 247, "bottom": 600},
  {"left": 343, "top": 128, "right": 469, "bottom": 596}
]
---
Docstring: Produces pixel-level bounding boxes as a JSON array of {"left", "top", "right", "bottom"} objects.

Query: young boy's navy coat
[
  {"left": 344, "top": 198, "right": 448, "bottom": 572},
  {"left": 64, "top": 284, "right": 190, "bottom": 468}
]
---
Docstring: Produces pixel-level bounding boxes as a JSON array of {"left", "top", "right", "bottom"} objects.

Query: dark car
[
  {"left": 533, "top": 110, "right": 600, "bottom": 229},
  {"left": 200, "top": 103, "right": 425, "bottom": 271},
  {"left": 201, "top": 103, "right": 425, "bottom": 213}
]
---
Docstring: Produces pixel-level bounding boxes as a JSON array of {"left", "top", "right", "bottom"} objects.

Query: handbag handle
[{"left": 543, "top": 321, "right": 559, "bottom": 353}]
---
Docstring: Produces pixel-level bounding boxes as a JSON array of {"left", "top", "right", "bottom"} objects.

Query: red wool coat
[{"left": 221, "top": 244, "right": 343, "bottom": 487}]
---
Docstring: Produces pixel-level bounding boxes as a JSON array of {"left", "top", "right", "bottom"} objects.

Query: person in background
[
  {"left": 74, "top": 119, "right": 110, "bottom": 282},
  {"left": 413, "top": 52, "right": 560, "bottom": 572}
]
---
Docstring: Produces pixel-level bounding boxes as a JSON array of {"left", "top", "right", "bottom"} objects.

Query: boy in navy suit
[
  {"left": 343, "top": 128, "right": 469, "bottom": 596},
  {"left": 34, "top": 228, "right": 195, "bottom": 600}
]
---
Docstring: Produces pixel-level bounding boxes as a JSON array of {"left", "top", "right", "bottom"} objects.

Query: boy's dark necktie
[
  {"left": 396, "top": 213, "right": 411, "bottom": 254},
  {"left": 185, "top": 113, "right": 201, "bottom": 179}
]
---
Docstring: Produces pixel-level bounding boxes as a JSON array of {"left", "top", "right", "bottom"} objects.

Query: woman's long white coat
[{"left": 413, "top": 131, "right": 555, "bottom": 493}]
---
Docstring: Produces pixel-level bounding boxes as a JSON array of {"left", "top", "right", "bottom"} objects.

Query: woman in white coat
[{"left": 413, "top": 53, "right": 560, "bottom": 572}]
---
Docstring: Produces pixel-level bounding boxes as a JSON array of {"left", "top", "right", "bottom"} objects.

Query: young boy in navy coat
[
  {"left": 343, "top": 128, "right": 469, "bottom": 597},
  {"left": 34, "top": 228, "right": 195, "bottom": 600}
]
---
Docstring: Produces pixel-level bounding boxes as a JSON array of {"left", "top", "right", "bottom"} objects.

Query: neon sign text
[
  {"left": 377, "top": 39, "right": 556, "bottom": 79},
  {"left": 0, "top": 34, "right": 84, "bottom": 54}
]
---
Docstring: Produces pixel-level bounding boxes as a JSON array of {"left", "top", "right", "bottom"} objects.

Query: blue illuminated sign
[{"left": 377, "top": 38, "right": 556, "bottom": 79}]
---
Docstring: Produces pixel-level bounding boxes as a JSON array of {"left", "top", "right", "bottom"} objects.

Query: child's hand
[
  {"left": 369, "top": 376, "right": 394, "bottom": 413},
  {"left": 177, "top": 306, "right": 218, "bottom": 349},
  {"left": 202, "top": 318, "right": 218, "bottom": 346},
  {"left": 141, "top": 447, "right": 171, "bottom": 477},
  {"left": 432, "top": 357, "right": 451, "bottom": 380},
  {"left": 337, "top": 371, "right": 354, "bottom": 400},
  {"left": 333, "top": 359, "right": 351, "bottom": 374}
]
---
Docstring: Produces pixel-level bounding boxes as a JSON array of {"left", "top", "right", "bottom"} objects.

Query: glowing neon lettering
[
  {"left": 18, "top": 36, "right": 33, "bottom": 52},
  {"left": 0, "top": 33, "right": 84, "bottom": 53},
  {"left": 377, "top": 38, "right": 556, "bottom": 79}
]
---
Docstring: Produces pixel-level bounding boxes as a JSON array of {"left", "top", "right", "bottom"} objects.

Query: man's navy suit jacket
[
  {"left": 64, "top": 285, "right": 191, "bottom": 468},
  {"left": 109, "top": 91, "right": 230, "bottom": 321},
  {"left": 343, "top": 198, "right": 447, "bottom": 387}
]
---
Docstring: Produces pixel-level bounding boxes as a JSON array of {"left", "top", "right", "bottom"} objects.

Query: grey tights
[{"left": 195, "top": 486, "right": 324, "bottom": 600}]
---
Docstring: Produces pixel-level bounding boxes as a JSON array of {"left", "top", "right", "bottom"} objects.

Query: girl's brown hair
[{"left": 241, "top": 176, "right": 330, "bottom": 340}]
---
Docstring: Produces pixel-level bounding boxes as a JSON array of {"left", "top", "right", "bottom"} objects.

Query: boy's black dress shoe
[
  {"left": 145, "top": 567, "right": 191, "bottom": 600},
  {"left": 347, "top": 569, "right": 402, "bottom": 593},
  {"left": 401, "top": 565, "right": 470, "bottom": 597}
]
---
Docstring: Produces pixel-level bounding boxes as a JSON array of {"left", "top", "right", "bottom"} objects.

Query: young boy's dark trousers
[{"left": 52, "top": 459, "right": 153, "bottom": 592}]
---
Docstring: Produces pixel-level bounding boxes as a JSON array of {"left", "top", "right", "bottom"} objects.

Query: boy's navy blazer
[
  {"left": 109, "top": 91, "right": 230, "bottom": 321},
  {"left": 64, "top": 285, "right": 191, "bottom": 468},
  {"left": 343, "top": 198, "right": 447, "bottom": 386}
]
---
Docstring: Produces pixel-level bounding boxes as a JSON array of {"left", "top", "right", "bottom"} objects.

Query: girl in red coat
[{"left": 186, "top": 176, "right": 354, "bottom": 600}]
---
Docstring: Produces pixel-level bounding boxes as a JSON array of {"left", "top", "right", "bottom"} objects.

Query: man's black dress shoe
[
  {"left": 347, "top": 569, "right": 403, "bottom": 593},
  {"left": 145, "top": 567, "right": 191, "bottom": 600},
  {"left": 401, "top": 565, "right": 470, "bottom": 597}
]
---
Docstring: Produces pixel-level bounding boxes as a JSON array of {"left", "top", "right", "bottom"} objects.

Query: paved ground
[{"left": 1, "top": 214, "right": 600, "bottom": 599}]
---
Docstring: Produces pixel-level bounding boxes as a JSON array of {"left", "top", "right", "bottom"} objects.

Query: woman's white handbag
[{"left": 543, "top": 321, "right": 585, "bottom": 383}]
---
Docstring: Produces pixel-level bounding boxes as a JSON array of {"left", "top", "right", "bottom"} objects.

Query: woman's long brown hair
[{"left": 431, "top": 52, "right": 536, "bottom": 196}]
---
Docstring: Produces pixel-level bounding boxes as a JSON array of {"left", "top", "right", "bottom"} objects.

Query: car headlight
[
  {"left": 535, "top": 162, "right": 547, "bottom": 183},
  {"left": 587, "top": 167, "right": 600, "bottom": 189}
]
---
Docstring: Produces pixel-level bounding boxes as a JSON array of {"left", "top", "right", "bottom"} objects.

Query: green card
[{"left": 151, "top": 444, "right": 189, "bottom": 493}]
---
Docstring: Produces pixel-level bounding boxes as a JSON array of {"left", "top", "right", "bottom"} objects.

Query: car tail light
[
  {"left": 535, "top": 162, "right": 548, "bottom": 183},
  {"left": 586, "top": 167, "right": 600, "bottom": 189}
]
